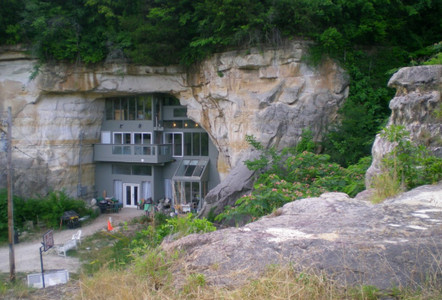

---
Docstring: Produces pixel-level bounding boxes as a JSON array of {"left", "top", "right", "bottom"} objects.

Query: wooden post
[{"left": 7, "top": 106, "right": 15, "bottom": 282}]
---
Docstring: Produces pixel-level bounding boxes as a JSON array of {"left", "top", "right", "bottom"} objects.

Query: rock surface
[
  {"left": 366, "top": 65, "right": 442, "bottom": 186},
  {"left": 0, "top": 42, "right": 349, "bottom": 198},
  {"left": 162, "top": 183, "right": 442, "bottom": 290}
]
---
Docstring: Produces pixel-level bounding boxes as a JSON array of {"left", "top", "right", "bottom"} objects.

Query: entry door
[{"left": 123, "top": 183, "right": 139, "bottom": 208}]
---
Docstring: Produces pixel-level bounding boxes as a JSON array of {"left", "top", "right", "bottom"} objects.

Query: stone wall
[{"left": 0, "top": 42, "right": 349, "bottom": 199}]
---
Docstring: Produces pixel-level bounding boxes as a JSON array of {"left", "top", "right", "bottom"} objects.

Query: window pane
[
  {"left": 165, "top": 133, "right": 173, "bottom": 144},
  {"left": 123, "top": 133, "right": 131, "bottom": 144},
  {"left": 173, "top": 108, "right": 187, "bottom": 118},
  {"left": 134, "top": 133, "right": 142, "bottom": 144},
  {"left": 184, "top": 120, "right": 196, "bottom": 128},
  {"left": 184, "top": 133, "right": 192, "bottom": 156},
  {"left": 164, "top": 96, "right": 180, "bottom": 106},
  {"left": 112, "top": 164, "right": 131, "bottom": 175},
  {"left": 184, "top": 160, "right": 198, "bottom": 176},
  {"left": 201, "top": 133, "right": 209, "bottom": 156},
  {"left": 174, "top": 133, "right": 182, "bottom": 156},
  {"left": 114, "top": 133, "right": 122, "bottom": 144},
  {"left": 105, "top": 100, "right": 113, "bottom": 120},
  {"left": 185, "top": 182, "right": 191, "bottom": 204},
  {"left": 128, "top": 98, "right": 136, "bottom": 120},
  {"left": 133, "top": 165, "right": 152, "bottom": 176},
  {"left": 114, "top": 98, "right": 123, "bottom": 120},
  {"left": 142, "top": 133, "right": 151, "bottom": 144},
  {"left": 192, "top": 182, "right": 200, "bottom": 205},
  {"left": 192, "top": 133, "right": 200, "bottom": 156},
  {"left": 121, "top": 98, "right": 128, "bottom": 120},
  {"left": 163, "top": 120, "right": 183, "bottom": 128},
  {"left": 137, "top": 97, "right": 145, "bottom": 120}
]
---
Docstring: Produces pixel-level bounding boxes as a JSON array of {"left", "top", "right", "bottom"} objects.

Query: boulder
[{"left": 162, "top": 183, "right": 442, "bottom": 290}]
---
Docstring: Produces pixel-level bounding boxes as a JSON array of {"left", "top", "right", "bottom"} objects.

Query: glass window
[
  {"left": 165, "top": 132, "right": 183, "bottom": 157},
  {"left": 164, "top": 96, "right": 180, "bottom": 106},
  {"left": 114, "top": 133, "right": 123, "bottom": 144},
  {"left": 192, "top": 133, "right": 201, "bottom": 156},
  {"left": 184, "top": 133, "right": 192, "bottom": 156},
  {"left": 105, "top": 94, "right": 157, "bottom": 120},
  {"left": 183, "top": 120, "right": 196, "bottom": 128},
  {"left": 182, "top": 132, "right": 209, "bottom": 157},
  {"left": 174, "top": 133, "right": 182, "bottom": 156},
  {"left": 128, "top": 98, "right": 136, "bottom": 120},
  {"left": 123, "top": 133, "right": 131, "bottom": 144},
  {"left": 112, "top": 164, "right": 131, "bottom": 175},
  {"left": 114, "top": 98, "right": 123, "bottom": 120},
  {"left": 163, "top": 120, "right": 183, "bottom": 128},
  {"left": 121, "top": 98, "right": 129, "bottom": 120},
  {"left": 105, "top": 100, "right": 113, "bottom": 120},
  {"left": 134, "top": 132, "right": 151, "bottom": 145},
  {"left": 185, "top": 160, "right": 198, "bottom": 176},
  {"left": 173, "top": 108, "right": 187, "bottom": 118},
  {"left": 201, "top": 133, "right": 209, "bottom": 156},
  {"left": 133, "top": 165, "right": 152, "bottom": 176}
]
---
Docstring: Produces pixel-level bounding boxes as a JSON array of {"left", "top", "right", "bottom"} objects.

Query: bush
[
  {"left": 216, "top": 136, "right": 370, "bottom": 224},
  {"left": 0, "top": 189, "right": 92, "bottom": 242},
  {"left": 371, "top": 125, "right": 442, "bottom": 202}
]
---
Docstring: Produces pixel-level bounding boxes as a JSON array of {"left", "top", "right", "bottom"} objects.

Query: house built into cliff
[{"left": 94, "top": 94, "right": 220, "bottom": 211}]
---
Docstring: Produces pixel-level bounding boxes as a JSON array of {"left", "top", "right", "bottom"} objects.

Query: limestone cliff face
[
  {"left": 0, "top": 43, "right": 349, "bottom": 198},
  {"left": 365, "top": 65, "right": 442, "bottom": 186}
]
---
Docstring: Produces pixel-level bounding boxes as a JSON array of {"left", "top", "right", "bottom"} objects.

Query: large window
[
  {"left": 184, "top": 132, "right": 209, "bottom": 156},
  {"left": 112, "top": 164, "right": 152, "bottom": 176},
  {"left": 113, "top": 132, "right": 152, "bottom": 145},
  {"left": 105, "top": 95, "right": 153, "bottom": 120},
  {"left": 164, "top": 132, "right": 183, "bottom": 157}
]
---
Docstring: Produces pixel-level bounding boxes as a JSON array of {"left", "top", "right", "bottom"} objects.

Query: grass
[
  {"left": 77, "top": 262, "right": 442, "bottom": 300},
  {"left": 370, "top": 171, "right": 404, "bottom": 203},
  {"left": 0, "top": 272, "right": 33, "bottom": 298}
]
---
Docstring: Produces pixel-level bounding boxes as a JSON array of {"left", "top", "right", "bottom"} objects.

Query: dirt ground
[{"left": 0, "top": 208, "right": 145, "bottom": 275}]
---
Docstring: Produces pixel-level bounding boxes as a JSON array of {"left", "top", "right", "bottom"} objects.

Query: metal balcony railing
[{"left": 94, "top": 144, "right": 173, "bottom": 164}]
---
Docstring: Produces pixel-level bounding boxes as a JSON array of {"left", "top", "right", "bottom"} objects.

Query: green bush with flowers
[{"left": 216, "top": 134, "right": 370, "bottom": 224}]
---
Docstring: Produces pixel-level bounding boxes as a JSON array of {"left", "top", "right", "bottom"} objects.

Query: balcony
[{"left": 94, "top": 144, "right": 174, "bottom": 164}]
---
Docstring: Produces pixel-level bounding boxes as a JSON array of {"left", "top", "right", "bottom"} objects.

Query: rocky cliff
[
  {"left": 366, "top": 65, "right": 442, "bottom": 186},
  {"left": 0, "top": 43, "right": 349, "bottom": 198}
]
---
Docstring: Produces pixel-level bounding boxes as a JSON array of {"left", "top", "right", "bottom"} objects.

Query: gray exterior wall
[{"left": 94, "top": 94, "right": 220, "bottom": 208}]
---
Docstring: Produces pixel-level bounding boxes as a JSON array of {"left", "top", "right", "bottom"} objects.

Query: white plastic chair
[{"left": 72, "top": 229, "right": 82, "bottom": 245}]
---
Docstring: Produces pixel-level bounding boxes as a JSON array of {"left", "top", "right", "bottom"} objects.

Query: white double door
[{"left": 123, "top": 183, "right": 139, "bottom": 208}]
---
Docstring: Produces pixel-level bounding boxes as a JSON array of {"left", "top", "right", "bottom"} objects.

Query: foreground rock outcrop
[
  {"left": 366, "top": 65, "right": 442, "bottom": 186},
  {"left": 163, "top": 183, "right": 442, "bottom": 289}
]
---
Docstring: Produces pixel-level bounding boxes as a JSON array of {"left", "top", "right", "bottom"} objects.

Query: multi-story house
[{"left": 93, "top": 93, "right": 220, "bottom": 212}]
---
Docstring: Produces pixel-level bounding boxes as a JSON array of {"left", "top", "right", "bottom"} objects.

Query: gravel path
[{"left": 0, "top": 208, "right": 145, "bottom": 274}]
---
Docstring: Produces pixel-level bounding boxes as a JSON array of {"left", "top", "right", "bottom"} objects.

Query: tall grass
[{"left": 78, "top": 261, "right": 442, "bottom": 300}]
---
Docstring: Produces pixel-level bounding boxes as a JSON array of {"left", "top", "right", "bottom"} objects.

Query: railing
[{"left": 94, "top": 144, "right": 173, "bottom": 164}]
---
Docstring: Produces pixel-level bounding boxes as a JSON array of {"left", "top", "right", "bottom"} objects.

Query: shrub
[
  {"left": 0, "top": 189, "right": 92, "bottom": 242},
  {"left": 372, "top": 125, "right": 442, "bottom": 202},
  {"left": 217, "top": 136, "right": 370, "bottom": 224}
]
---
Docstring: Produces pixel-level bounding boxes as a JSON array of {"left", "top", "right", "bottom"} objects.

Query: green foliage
[
  {"left": 422, "top": 42, "right": 442, "bottom": 65},
  {"left": 156, "top": 213, "right": 216, "bottom": 240},
  {"left": 0, "top": 189, "right": 92, "bottom": 242},
  {"left": 322, "top": 48, "right": 404, "bottom": 167},
  {"left": 130, "top": 245, "right": 176, "bottom": 289},
  {"left": 1, "top": 0, "right": 439, "bottom": 67},
  {"left": 217, "top": 136, "right": 369, "bottom": 223},
  {"left": 379, "top": 125, "right": 442, "bottom": 190},
  {"left": 371, "top": 125, "right": 442, "bottom": 203}
]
